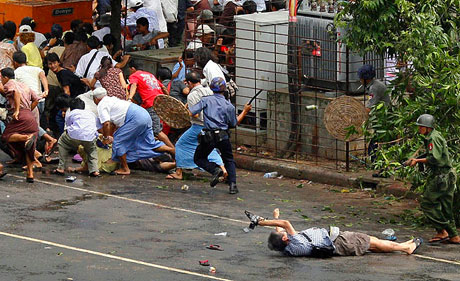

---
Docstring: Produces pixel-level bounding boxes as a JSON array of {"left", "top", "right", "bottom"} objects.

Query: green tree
[{"left": 335, "top": 0, "right": 460, "bottom": 186}]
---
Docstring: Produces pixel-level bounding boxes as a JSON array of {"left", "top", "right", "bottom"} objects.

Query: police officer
[
  {"left": 358, "top": 65, "right": 390, "bottom": 167},
  {"left": 408, "top": 114, "right": 460, "bottom": 244},
  {"left": 358, "top": 64, "right": 390, "bottom": 113},
  {"left": 190, "top": 77, "right": 252, "bottom": 194}
]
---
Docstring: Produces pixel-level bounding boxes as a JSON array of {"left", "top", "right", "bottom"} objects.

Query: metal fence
[{"left": 184, "top": 8, "right": 394, "bottom": 171}]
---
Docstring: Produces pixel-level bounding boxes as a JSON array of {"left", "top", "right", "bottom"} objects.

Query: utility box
[
  {"left": 0, "top": 0, "right": 93, "bottom": 34},
  {"left": 234, "top": 11, "right": 289, "bottom": 132},
  {"left": 295, "top": 3, "right": 384, "bottom": 92},
  {"left": 126, "top": 47, "right": 183, "bottom": 79}
]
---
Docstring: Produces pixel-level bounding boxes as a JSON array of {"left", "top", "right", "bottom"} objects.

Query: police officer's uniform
[{"left": 189, "top": 77, "right": 238, "bottom": 194}]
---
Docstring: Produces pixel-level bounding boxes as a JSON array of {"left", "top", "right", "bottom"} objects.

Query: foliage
[{"left": 335, "top": 0, "right": 460, "bottom": 187}]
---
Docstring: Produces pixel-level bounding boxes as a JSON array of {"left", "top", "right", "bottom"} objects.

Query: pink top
[{"left": 4, "top": 79, "right": 40, "bottom": 124}]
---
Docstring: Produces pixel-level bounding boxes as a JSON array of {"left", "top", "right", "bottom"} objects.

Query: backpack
[
  {"left": 300, "top": 232, "right": 335, "bottom": 259},
  {"left": 218, "top": 64, "right": 238, "bottom": 98}
]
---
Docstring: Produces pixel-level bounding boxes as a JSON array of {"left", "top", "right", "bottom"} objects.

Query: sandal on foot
[
  {"left": 441, "top": 238, "right": 460, "bottom": 245},
  {"left": 26, "top": 177, "right": 34, "bottom": 183},
  {"left": 0, "top": 172, "right": 7, "bottom": 179},
  {"left": 428, "top": 236, "right": 448, "bottom": 243},
  {"left": 410, "top": 238, "right": 423, "bottom": 254}
]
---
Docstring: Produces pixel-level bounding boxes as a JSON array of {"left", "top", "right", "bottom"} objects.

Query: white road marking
[
  {"left": 0, "top": 231, "right": 232, "bottom": 281},
  {"left": 413, "top": 254, "right": 460, "bottom": 266},
  {"left": 6, "top": 175, "right": 460, "bottom": 267},
  {"left": 8, "top": 174, "right": 248, "bottom": 225}
]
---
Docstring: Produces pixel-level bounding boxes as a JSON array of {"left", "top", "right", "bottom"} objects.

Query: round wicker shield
[
  {"left": 153, "top": 95, "right": 191, "bottom": 129},
  {"left": 323, "top": 96, "right": 368, "bottom": 141}
]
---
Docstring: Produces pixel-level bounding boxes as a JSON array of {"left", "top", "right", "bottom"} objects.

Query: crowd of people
[
  {"left": 0, "top": 0, "right": 289, "bottom": 193},
  {"left": 0, "top": 0, "right": 456, "bottom": 258}
]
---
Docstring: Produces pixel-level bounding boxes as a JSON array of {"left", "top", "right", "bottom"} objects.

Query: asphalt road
[{"left": 0, "top": 163, "right": 459, "bottom": 281}]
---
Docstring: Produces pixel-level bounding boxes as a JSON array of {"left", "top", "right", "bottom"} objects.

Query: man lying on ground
[{"left": 245, "top": 208, "right": 423, "bottom": 257}]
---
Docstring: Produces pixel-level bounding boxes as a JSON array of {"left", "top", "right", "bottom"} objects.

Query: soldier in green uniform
[{"left": 408, "top": 114, "right": 460, "bottom": 244}]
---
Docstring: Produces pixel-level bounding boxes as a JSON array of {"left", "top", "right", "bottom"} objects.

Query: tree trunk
[{"left": 110, "top": 0, "right": 122, "bottom": 52}]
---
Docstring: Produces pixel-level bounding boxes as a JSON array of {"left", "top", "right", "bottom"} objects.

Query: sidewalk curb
[{"left": 234, "top": 154, "right": 418, "bottom": 199}]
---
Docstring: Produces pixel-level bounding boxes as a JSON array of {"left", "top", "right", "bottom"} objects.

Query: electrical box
[{"left": 235, "top": 11, "right": 289, "bottom": 132}]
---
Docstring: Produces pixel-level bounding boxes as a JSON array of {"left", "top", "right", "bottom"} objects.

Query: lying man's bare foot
[{"left": 115, "top": 168, "right": 130, "bottom": 175}]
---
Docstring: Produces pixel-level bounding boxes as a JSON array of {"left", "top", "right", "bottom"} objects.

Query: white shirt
[
  {"left": 75, "top": 49, "right": 116, "bottom": 88},
  {"left": 65, "top": 109, "right": 99, "bottom": 142},
  {"left": 14, "top": 65, "right": 45, "bottom": 99},
  {"left": 201, "top": 60, "right": 226, "bottom": 87},
  {"left": 64, "top": 91, "right": 99, "bottom": 130},
  {"left": 77, "top": 91, "right": 99, "bottom": 116},
  {"left": 188, "top": 84, "right": 213, "bottom": 126},
  {"left": 124, "top": 7, "right": 161, "bottom": 33},
  {"left": 253, "top": 0, "right": 266, "bottom": 11},
  {"left": 186, "top": 38, "right": 203, "bottom": 50},
  {"left": 161, "top": 0, "right": 178, "bottom": 23},
  {"left": 143, "top": 0, "right": 168, "bottom": 32},
  {"left": 97, "top": 96, "right": 131, "bottom": 127},
  {"left": 92, "top": 26, "right": 111, "bottom": 42}
]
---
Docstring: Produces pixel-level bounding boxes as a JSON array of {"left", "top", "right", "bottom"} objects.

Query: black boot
[
  {"left": 210, "top": 167, "right": 223, "bottom": 187},
  {"left": 229, "top": 182, "right": 238, "bottom": 194}
]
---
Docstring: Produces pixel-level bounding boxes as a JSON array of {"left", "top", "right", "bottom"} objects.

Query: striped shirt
[{"left": 284, "top": 227, "right": 334, "bottom": 257}]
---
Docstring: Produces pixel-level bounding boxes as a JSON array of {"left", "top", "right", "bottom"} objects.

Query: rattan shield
[
  {"left": 153, "top": 95, "right": 191, "bottom": 129},
  {"left": 323, "top": 96, "right": 368, "bottom": 141}
]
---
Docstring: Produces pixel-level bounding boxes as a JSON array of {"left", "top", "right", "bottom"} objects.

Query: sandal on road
[{"left": 206, "top": 245, "right": 223, "bottom": 251}]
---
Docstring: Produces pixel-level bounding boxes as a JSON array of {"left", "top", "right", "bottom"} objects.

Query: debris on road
[
  {"left": 206, "top": 244, "right": 223, "bottom": 251},
  {"left": 382, "top": 228, "right": 397, "bottom": 241},
  {"left": 214, "top": 232, "right": 227, "bottom": 236},
  {"left": 263, "top": 172, "right": 278, "bottom": 178},
  {"left": 65, "top": 176, "right": 76, "bottom": 182},
  {"left": 199, "top": 260, "right": 210, "bottom": 266},
  {"left": 209, "top": 266, "right": 216, "bottom": 273}
]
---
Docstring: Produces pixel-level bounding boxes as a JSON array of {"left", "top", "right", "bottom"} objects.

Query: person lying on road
[{"left": 245, "top": 208, "right": 423, "bottom": 257}]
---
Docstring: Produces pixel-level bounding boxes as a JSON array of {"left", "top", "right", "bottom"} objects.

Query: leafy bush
[{"left": 336, "top": 0, "right": 460, "bottom": 187}]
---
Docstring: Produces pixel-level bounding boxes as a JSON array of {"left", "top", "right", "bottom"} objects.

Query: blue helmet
[
  {"left": 357, "top": 64, "right": 376, "bottom": 80},
  {"left": 210, "top": 77, "right": 227, "bottom": 92}
]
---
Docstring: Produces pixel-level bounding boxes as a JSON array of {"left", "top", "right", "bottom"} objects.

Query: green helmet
[{"left": 416, "top": 114, "right": 434, "bottom": 128}]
